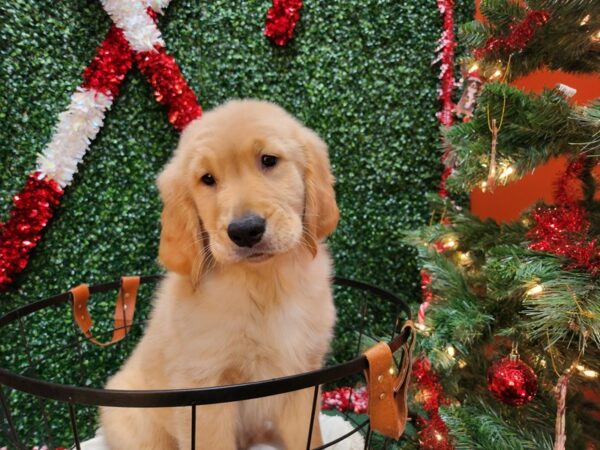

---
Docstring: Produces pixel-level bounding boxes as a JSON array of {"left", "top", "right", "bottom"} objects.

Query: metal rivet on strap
[
  {"left": 379, "top": 393, "right": 386, "bottom": 400},
  {"left": 377, "top": 375, "right": 384, "bottom": 383}
]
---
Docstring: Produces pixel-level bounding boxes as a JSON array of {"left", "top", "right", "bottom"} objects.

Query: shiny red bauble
[{"left": 487, "top": 356, "right": 538, "bottom": 406}]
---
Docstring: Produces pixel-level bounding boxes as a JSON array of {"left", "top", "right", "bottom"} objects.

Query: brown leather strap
[
  {"left": 363, "top": 320, "right": 416, "bottom": 439},
  {"left": 70, "top": 276, "right": 140, "bottom": 347}
]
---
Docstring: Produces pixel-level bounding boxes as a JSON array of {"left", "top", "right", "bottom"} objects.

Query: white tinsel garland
[
  {"left": 100, "top": 0, "right": 165, "bottom": 52},
  {"left": 36, "top": 88, "right": 112, "bottom": 187}
]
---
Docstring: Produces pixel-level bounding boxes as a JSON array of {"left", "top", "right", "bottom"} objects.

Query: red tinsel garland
[
  {"left": 135, "top": 47, "right": 202, "bottom": 130},
  {"left": 321, "top": 386, "right": 368, "bottom": 414},
  {"left": 435, "top": 0, "right": 456, "bottom": 198},
  {"left": 0, "top": 173, "right": 63, "bottom": 289},
  {"left": 82, "top": 25, "right": 133, "bottom": 98},
  {"left": 474, "top": 9, "right": 550, "bottom": 59},
  {"left": 135, "top": 7, "right": 202, "bottom": 131},
  {"left": 264, "top": 0, "right": 303, "bottom": 46}
]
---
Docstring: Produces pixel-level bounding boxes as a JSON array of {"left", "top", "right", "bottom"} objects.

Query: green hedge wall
[{"left": 0, "top": 0, "right": 472, "bottom": 446}]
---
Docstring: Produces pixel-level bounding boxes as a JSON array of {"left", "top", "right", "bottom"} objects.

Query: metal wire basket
[{"left": 0, "top": 275, "right": 413, "bottom": 450}]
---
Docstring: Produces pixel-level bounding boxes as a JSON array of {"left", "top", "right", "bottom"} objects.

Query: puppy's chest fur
[{"left": 147, "top": 249, "right": 336, "bottom": 388}]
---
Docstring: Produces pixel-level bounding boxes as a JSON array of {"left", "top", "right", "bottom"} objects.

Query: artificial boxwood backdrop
[{"left": 0, "top": 0, "right": 472, "bottom": 446}]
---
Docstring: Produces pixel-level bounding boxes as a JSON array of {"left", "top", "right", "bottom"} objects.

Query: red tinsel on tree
[
  {"left": 0, "top": 173, "right": 63, "bottom": 289},
  {"left": 264, "top": 0, "right": 302, "bottom": 46},
  {"left": 527, "top": 157, "right": 600, "bottom": 275},
  {"left": 474, "top": 9, "right": 550, "bottom": 59},
  {"left": 413, "top": 357, "right": 454, "bottom": 449},
  {"left": 527, "top": 205, "right": 600, "bottom": 275},
  {"left": 554, "top": 156, "right": 586, "bottom": 205}
]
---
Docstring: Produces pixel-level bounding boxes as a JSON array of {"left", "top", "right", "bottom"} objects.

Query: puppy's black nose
[{"left": 227, "top": 214, "right": 266, "bottom": 248}]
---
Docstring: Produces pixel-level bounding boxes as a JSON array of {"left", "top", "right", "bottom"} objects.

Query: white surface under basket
[{"left": 79, "top": 413, "right": 364, "bottom": 450}]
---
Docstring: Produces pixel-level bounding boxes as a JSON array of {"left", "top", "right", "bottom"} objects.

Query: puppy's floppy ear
[
  {"left": 156, "top": 157, "right": 210, "bottom": 284},
  {"left": 300, "top": 127, "right": 339, "bottom": 256}
]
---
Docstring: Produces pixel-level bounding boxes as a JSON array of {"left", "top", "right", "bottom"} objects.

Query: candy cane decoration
[{"left": 0, "top": 0, "right": 201, "bottom": 290}]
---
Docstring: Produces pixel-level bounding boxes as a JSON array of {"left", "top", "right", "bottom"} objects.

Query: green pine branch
[
  {"left": 440, "top": 399, "right": 555, "bottom": 450},
  {"left": 572, "top": 100, "right": 600, "bottom": 154},
  {"left": 444, "top": 82, "right": 597, "bottom": 193},
  {"left": 423, "top": 251, "right": 494, "bottom": 344},
  {"left": 486, "top": 245, "right": 600, "bottom": 354},
  {"left": 480, "top": 0, "right": 527, "bottom": 32},
  {"left": 461, "top": 0, "right": 600, "bottom": 79}
]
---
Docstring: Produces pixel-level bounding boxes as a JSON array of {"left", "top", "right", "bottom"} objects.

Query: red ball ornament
[{"left": 487, "top": 355, "right": 537, "bottom": 406}]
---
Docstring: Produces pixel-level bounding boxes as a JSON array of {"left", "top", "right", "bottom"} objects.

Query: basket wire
[{"left": 0, "top": 276, "right": 411, "bottom": 450}]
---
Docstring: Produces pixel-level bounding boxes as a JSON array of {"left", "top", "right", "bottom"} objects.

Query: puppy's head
[{"left": 157, "top": 99, "right": 338, "bottom": 280}]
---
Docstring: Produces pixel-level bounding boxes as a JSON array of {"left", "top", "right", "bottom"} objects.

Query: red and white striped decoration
[{"left": 0, "top": 0, "right": 202, "bottom": 290}]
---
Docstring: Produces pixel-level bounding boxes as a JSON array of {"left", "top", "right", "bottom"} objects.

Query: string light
[
  {"left": 446, "top": 345, "right": 456, "bottom": 358},
  {"left": 593, "top": 30, "right": 600, "bottom": 42},
  {"left": 469, "top": 62, "right": 479, "bottom": 73},
  {"left": 490, "top": 68, "right": 503, "bottom": 80},
  {"left": 415, "top": 322, "right": 429, "bottom": 332},
  {"left": 458, "top": 359, "right": 467, "bottom": 368},
  {"left": 499, "top": 165, "right": 515, "bottom": 179},
  {"left": 575, "top": 364, "right": 599, "bottom": 378},
  {"left": 435, "top": 431, "right": 443, "bottom": 441},
  {"left": 442, "top": 236, "right": 458, "bottom": 250},
  {"left": 458, "top": 251, "right": 472, "bottom": 265},
  {"left": 526, "top": 284, "right": 544, "bottom": 296},
  {"left": 580, "top": 14, "right": 590, "bottom": 26}
]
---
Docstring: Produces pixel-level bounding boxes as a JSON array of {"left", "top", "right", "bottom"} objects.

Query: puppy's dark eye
[
  {"left": 261, "top": 155, "right": 278, "bottom": 168},
  {"left": 201, "top": 173, "right": 216, "bottom": 186}
]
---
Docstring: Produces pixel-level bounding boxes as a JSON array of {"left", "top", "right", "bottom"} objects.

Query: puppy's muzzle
[{"left": 227, "top": 214, "right": 266, "bottom": 248}]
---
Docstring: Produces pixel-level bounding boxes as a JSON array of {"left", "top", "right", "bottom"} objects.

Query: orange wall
[{"left": 469, "top": 2, "right": 600, "bottom": 222}]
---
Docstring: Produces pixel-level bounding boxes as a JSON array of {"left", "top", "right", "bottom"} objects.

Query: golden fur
[{"left": 100, "top": 99, "right": 339, "bottom": 450}]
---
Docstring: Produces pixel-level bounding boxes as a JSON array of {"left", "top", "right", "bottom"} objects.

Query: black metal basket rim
[{"left": 0, "top": 275, "right": 412, "bottom": 408}]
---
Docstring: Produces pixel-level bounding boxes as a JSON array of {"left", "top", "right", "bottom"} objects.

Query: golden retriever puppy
[{"left": 100, "top": 99, "right": 339, "bottom": 450}]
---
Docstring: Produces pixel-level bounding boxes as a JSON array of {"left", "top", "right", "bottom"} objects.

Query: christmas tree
[{"left": 406, "top": 1, "right": 600, "bottom": 449}]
